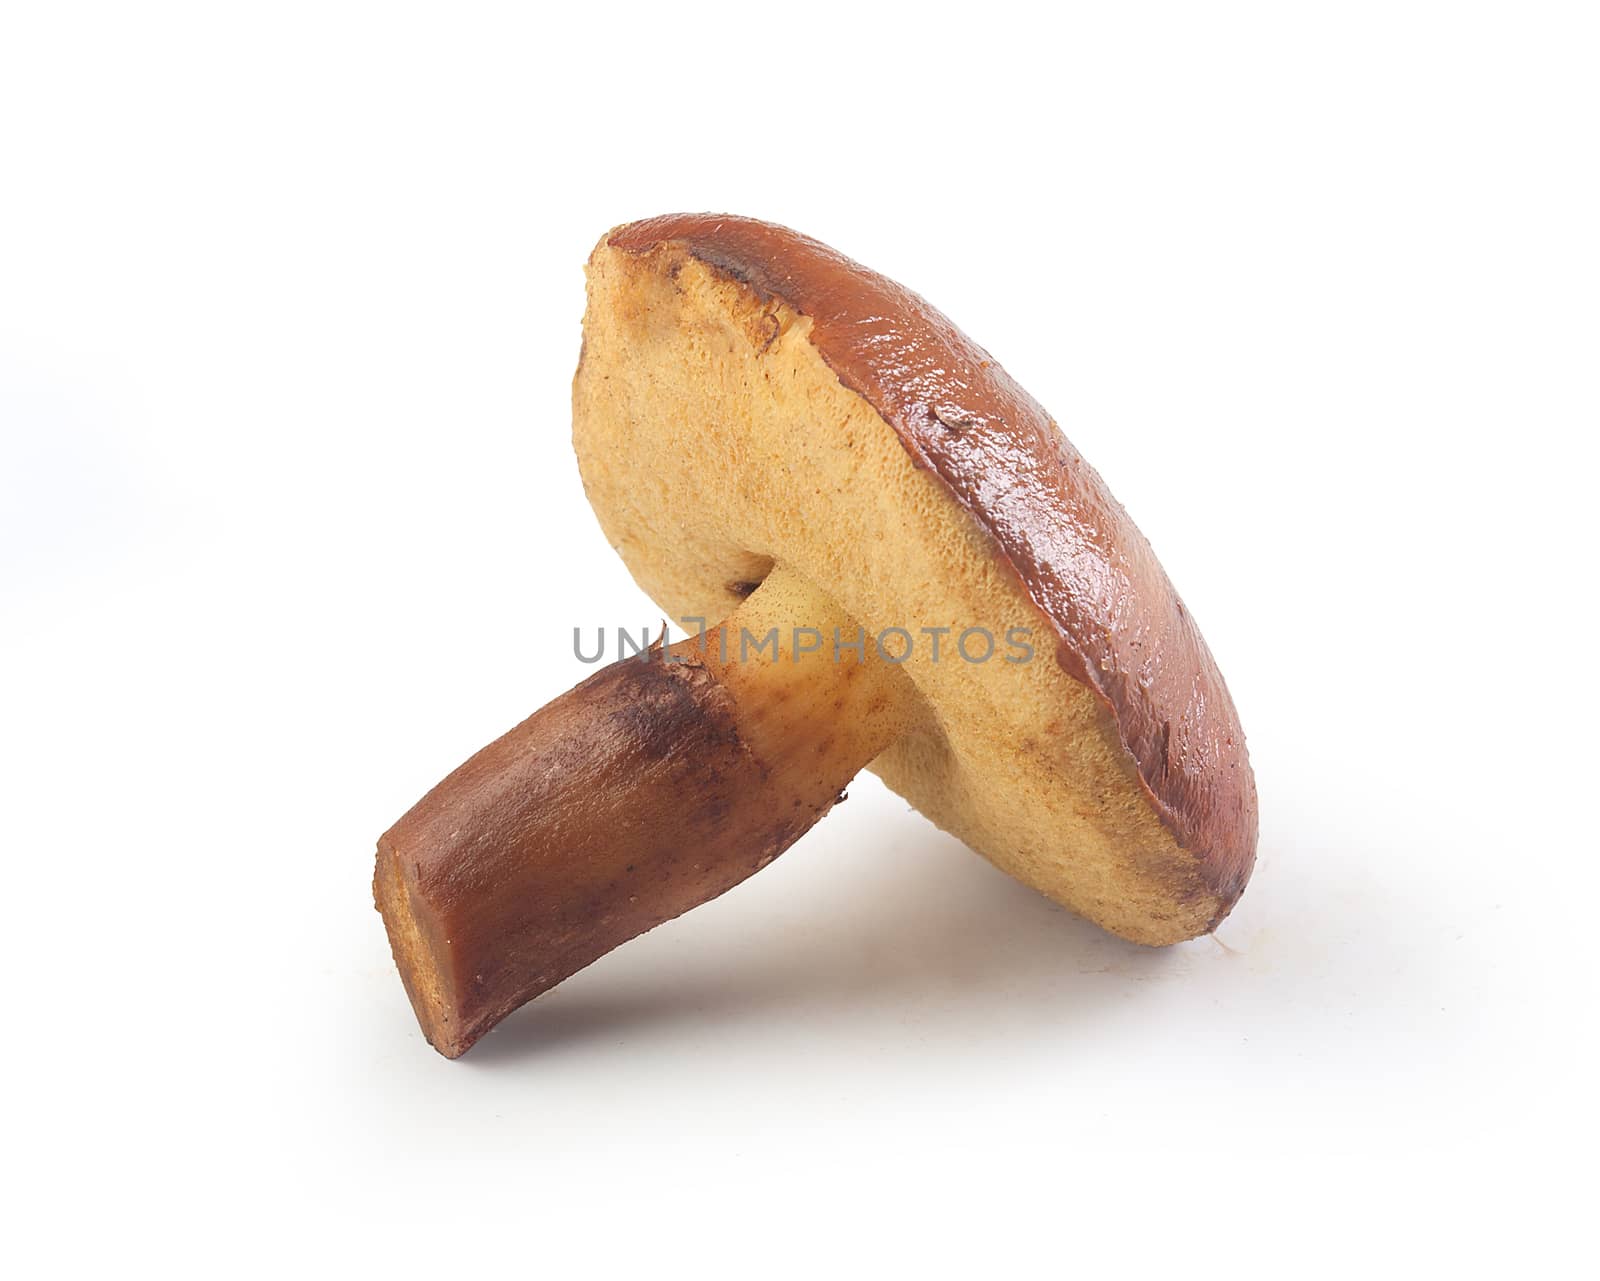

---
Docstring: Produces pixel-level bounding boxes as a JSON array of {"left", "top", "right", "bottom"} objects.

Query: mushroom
[{"left": 375, "top": 214, "right": 1258, "bottom": 1058}]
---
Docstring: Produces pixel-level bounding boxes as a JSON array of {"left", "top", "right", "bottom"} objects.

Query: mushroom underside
[{"left": 573, "top": 241, "right": 1226, "bottom": 945}]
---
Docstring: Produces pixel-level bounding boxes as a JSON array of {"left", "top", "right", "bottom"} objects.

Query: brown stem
[{"left": 373, "top": 568, "right": 913, "bottom": 1057}]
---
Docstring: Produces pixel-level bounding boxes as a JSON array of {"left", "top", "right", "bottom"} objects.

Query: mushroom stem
[{"left": 374, "top": 567, "right": 915, "bottom": 1057}]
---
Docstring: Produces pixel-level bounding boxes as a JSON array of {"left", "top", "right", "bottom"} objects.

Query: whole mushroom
[{"left": 374, "top": 214, "right": 1258, "bottom": 1058}]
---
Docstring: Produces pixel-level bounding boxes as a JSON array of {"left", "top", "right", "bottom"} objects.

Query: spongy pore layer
[{"left": 573, "top": 226, "right": 1255, "bottom": 944}]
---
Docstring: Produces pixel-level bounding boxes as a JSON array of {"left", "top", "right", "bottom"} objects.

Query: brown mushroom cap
[{"left": 574, "top": 214, "right": 1257, "bottom": 944}]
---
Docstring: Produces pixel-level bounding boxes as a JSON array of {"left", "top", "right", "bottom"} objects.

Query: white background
[{"left": 3, "top": 2, "right": 1595, "bottom": 1275}]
